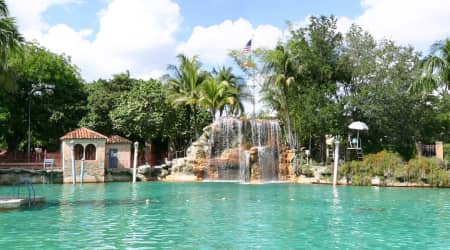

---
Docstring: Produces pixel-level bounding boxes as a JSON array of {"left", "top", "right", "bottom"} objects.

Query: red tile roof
[
  {"left": 60, "top": 128, "right": 108, "bottom": 140},
  {"left": 107, "top": 135, "right": 132, "bottom": 144}
]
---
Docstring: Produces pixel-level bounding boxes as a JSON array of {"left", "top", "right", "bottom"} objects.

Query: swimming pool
[{"left": 1, "top": 182, "right": 449, "bottom": 249}]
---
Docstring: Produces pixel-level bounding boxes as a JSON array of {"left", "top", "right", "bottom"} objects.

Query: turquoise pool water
[{"left": 1, "top": 182, "right": 450, "bottom": 249}]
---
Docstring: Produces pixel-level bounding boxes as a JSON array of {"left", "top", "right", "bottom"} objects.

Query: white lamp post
[
  {"left": 133, "top": 141, "right": 139, "bottom": 183},
  {"left": 80, "top": 146, "right": 85, "bottom": 184},
  {"left": 70, "top": 140, "right": 76, "bottom": 184},
  {"left": 27, "top": 83, "right": 54, "bottom": 162},
  {"left": 333, "top": 139, "right": 340, "bottom": 186}
]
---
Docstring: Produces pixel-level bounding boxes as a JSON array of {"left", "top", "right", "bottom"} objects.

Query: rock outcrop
[
  {"left": 166, "top": 119, "right": 296, "bottom": 182},
  {"left": 171, "top": 126, "right": 211, "bottom": 178}
]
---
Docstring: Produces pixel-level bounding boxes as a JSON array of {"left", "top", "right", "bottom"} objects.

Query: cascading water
[{"left": 207, "top": 117, "right": 282, "bottom": 183}]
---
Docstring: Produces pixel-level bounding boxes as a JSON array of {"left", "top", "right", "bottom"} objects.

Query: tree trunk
[
  {"left": 415, "top": 142, "right": 422, "bottom": 158},
  {"left": 193, "top": 105, "right": 199, "bottom": 138},
  {"left": 210, "top": 109, "right": 215, "bottom": 123},
  {"left": 283, "top": 85, "right": 293, "bottom": 147}
]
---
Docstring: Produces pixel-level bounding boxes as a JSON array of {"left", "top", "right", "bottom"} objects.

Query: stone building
[{"left": 60, "top": 128, "right": 132, "bottom": 183}]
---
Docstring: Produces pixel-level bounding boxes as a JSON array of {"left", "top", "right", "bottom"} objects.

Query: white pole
[
  {"left": 70, "top": 140, "right": 76, "bottom": 184},
  {"left": 333, "top": 139, "right": 340, "bottom": 186},
  {"left": 357, "top": 130, "right": 360, "bottom": 148},
  {"left": 80, "top": 147, "right": 85, "bottom": 184},
  {"left": 133, "top": 141, "right": 139, "bottom": 183},
  {"left": 27, "top": 98, "right": 31, "bottom": 162}
]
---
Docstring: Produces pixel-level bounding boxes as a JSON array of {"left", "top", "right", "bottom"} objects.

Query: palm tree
[
  {"left": 199, "top": 77, "right": 233, "bottom": 121},
  {"left": 213, "top": 66, "right": 249, "bottom": 116},
  {"left": 0, "top": 0, "right": 24, "bottom": 91},
  {"left": 411, "top": 38, "right": 450, "bottom": 96},
  {"left": 262, "top": 45, "right": 299, "bottom": 146},
  {"left": 166, "top": 54, "right": 209, "bottom": 137}
]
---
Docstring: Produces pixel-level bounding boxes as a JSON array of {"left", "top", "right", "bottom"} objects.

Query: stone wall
[
  {"left": 104, "top": 168, "right": 132, "bottom": 182},
  {"left": 0, "top": 169, "right": 63, "bottom": 185}
]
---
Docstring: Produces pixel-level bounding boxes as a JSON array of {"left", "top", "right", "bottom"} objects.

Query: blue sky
[
  {"left": 173, "top": 0, "right": 363, "bottom": 40},
  {"left": 7, "top": 0, "right": 450, "bottom": 83},
  {"left": 42, "top": 0, "right": 363, "bottom": 42}
]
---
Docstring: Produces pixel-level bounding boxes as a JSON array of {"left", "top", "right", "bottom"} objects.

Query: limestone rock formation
[{"left": 171, "top": 125, "right": 211, "bottom": 176}]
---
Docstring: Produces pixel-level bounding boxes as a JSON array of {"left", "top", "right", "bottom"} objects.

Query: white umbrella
[
  {"left": 348, "top": 121, "right": 369, "bottom": 131},
  {"left": 348, "top": 121, "right": 368, "bottom": 149}
]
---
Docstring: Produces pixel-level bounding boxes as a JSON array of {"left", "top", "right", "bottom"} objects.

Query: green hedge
[
  {"left": 444, "top": 144, "right": 450, "bottom": 163},
  {"left": 340, "top": 150, "right": 449, "bottom": 187}
]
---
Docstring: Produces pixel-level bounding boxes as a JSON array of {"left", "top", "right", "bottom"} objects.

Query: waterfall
[{"left": 207, "top": 117, "right": 282, "bottom": 183}]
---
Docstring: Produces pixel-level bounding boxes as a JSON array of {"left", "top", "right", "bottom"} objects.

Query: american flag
[{"left": 243, "top": 39, "right": 252, "bottom": 53}]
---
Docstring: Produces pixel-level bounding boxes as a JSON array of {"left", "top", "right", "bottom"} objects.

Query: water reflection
[
  {"left": 333, "top": 186, "right": 340, "bottom": 205},
  {"left": 1, "top": 183, "right": 450, "bottom": 249}
]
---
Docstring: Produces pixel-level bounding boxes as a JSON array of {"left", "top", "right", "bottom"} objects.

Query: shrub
[
  {"left": 339, "top": 160, "right": 364, "bottom": 179},
  {"left": 437, "top": 170, "right": 449, "bottom": 187},
  {"left": 362, "top": 151, "right": 403, "bottom": 177},
  {"left": 406, "top": 157, "right": 446, "bottom": 185},
  {"left": 339, "top": 151, "right": 450, "bottom": 186},
  {"left": 302, "top": 166, "right": 314, "bottom": 177},
  {"left": 444, "top": 144, "right": 450, "bottom": 165},
  {"left": 351, "top": 174, "right": 372, "bottom": 186}
]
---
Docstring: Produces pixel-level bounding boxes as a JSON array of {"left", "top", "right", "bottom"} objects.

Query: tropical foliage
[
  {"left": 1, "top": 43, "right": 86, "bottom": 151},
  {"left": 212, "top": 66, "right": 249, "bottom": 116},
  {"left": 0, "top": 0, "right": 24, "bottom": 92},
  {"left": 0, "top": 0, "right": 448, "bottom": 165},
  {"left": 260, "top": 45, "right": 298, "bottom": 146},
  {"left": 411, "top": 38, "right": 450, "bottom": 96},
  {"left": 340, "top": 152, "right": 449, "bottom": 187},
  {"left": 230, "top": 16, "right": 450, "bottom": 160}
]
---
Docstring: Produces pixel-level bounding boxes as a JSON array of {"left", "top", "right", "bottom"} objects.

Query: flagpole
[
  {"left": 243, "top": 37, "right": 256, "bottom": 118},
  {"left": 251, "top": 35, "right": 256, "bottom": 118}
]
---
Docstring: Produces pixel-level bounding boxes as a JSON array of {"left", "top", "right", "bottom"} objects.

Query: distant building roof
[
  {"left": 107, "top": 135, "right": 132, "bottom": 144},
  {"left": 60, "top": 128, "right": 108, "bottom": 140}
]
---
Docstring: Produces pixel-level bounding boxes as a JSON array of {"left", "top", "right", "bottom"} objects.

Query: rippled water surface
[{"left": 1, "top": 183, "right": 450, "bottom": 249}]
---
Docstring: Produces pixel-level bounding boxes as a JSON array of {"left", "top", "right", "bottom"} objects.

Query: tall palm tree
[
  {"left": 167, "top": 54, "right": 209, "bottom": 137},
  {"left": 262, "top": 45, "right": 299, "bottom": 146},
  {"left": 199, "top": 77, "right": 234, "bottom": 121},
  {"left": 213, "top": 66, "right": 249, "bottom": 116},
  {"left": 411, "top": 38, "right": 450, "bottom": 96},
  {"left": 0, "top": 0, "right": 24, "bottom": 91}
]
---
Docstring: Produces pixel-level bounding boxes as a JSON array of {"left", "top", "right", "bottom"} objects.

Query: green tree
[
  {"left": 80, "top": 71, "right": 134, "bottom": 135},
  {"left": 0, "top": 0, "right": 24, "bottom": 92},
  {"left": 342, "top": 25, "right": 434, "bottom": 159},
  {"left": 3, "top": 43, "right": 86, "bottom": 151},
  {"left": 199, "top": 77, "right": 233, "bottom": 121},
  {"left": 109, "top": 78, "right": 210, "bottom": 150},
  {"left": 286, "top": 15, "right": 349, "bottom": 159},
  {"left": 213, "top": 66, "right": 249, "bottom": 116},
  {"left": 411, "top": 38, "right": 450, "bottom": 96},
  {"left": 166, "top": 54, "right": 209, "bottom": 137},
  {"left": 109, "top": 79, "right": 166, "bottom": 142},
  {"left": 261, "top": 44, "right": 299, "bottom": 146}
]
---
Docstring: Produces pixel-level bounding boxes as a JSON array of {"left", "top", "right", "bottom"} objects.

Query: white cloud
[
  {"left": 10, "top": 0, "right": 450, "bottom": 83},
  {"left": 8, "top": 0, "right": 80, "bottom": 39},
  {"left": 340, "top": 0, "right": 450, "bottom": 52},
  {"left": 9, "top": 0, "right": 181, "bottom": 81},
  {"left": 290, "top": 1, "right": 450, "bottom": 53},
  {"left": 176, "top": 18, "right": 284, "bottom": 115},
  {"left": 177, "top": 18, "right": 283, "bottom": 65},
  {"left": 336, "top": 16, "right": 353, "bottom": 34}
]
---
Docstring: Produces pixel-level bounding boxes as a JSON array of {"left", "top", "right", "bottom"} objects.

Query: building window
[
  {"left": 74, "top": 144, "right": 83, "bottom": 160},
  {"left": 85, "top": 144, "right": 96, "bottom": 160}
]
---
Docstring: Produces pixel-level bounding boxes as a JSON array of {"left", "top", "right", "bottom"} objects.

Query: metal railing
[
  {"left": 0, "top": 151, "right": 62, "bottom": 170},
  {"left": 12, "top": 179, "right": 36, "bottom": 207},
  {"left": 421, "top": 144, "right": 436, "bottom": 158}
]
